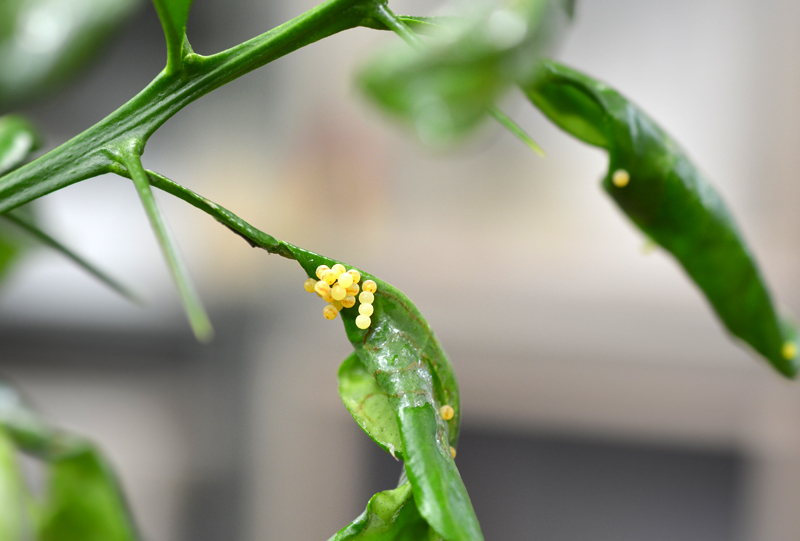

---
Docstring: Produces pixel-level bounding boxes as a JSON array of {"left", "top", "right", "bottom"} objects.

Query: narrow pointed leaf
[
  {"left": 121, "top": 154, "right": 212, "bottom": 342},
  {"left": 330, "top": 481, "right": 442, "bottom": 541},
  {"left": 1, "top": 211, "right": 139, "bottom": 302},
  {"left": 151, "top": 0, "right": 194, "bottom": 72},
  {"left": 523, "top": 60, "right": 799, "bottom": 377},
  {"left": 359, "top": 0, "right": 574, "bottom": 145}
]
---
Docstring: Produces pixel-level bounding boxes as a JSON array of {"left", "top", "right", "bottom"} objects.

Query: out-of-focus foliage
[
  {"left": 359, "top": 0, "right": 574, "bottom": 144},
  {"left": 0, "top": 381, "right": 140, "bottom": 541},
  {"left": 0, "top": 0, "right": 140, "bottom": 110}
]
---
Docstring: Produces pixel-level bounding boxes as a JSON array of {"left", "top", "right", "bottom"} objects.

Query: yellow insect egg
[
  {"left": 612, "top": 169, "right": 630, "bottom": 188},
  {"left": 303, "top": 278, "right": 316, "bottom": 293},
  {"left": 355, "top": 314, "right": 371, "bottom": 329},
  {"left": 331, "top": 300, "right": 344, "bottom": 312},
  {"left": 358, "top": 303, "right": 373, "bottom": 317},
  {"left": 449, "top": 446, "right": 457, "bottom": 459},
  {"left": 323, "top": 305, "right": 338, "bottom": 320},
  {"left": 337, "top": 272, "right": 354, "bottom": 289},
  {"left": 315, "top": 265, "right": 330, "bottom": 280},
  {"left": 342, "top": 295, "right": 356, "bottom": 309},
  {"left": 440, "top": 405, "right": 454, "bottom": 421},
  {"left": 331, "top": 264, "right": 347, "bottom": 278},
  {"left": 346, "top": 283, "right": 360, "bottom": 296},
  {"left": 331, "top": 285, "right": 347, "bottom": 301},
  {"left": 322, "top": 291, "right": 334, "bottom": 303},
  {"left": 359, "top": 291, "right": 374, "bottom": 305},
  {"left": 782, "top": 341, "right": 797, "bottom": 360},
  {"left": 348, "top": 269, "right": 361, "bottom": 284},
  {"left": 322, "top": 269, "right": 337, "bottom": 285},
  {"left": 314, "top": 280, "right": 330, "bottom": 298},
  {"left": 362, "top": 280, "right": 377, "bottom": 294}
]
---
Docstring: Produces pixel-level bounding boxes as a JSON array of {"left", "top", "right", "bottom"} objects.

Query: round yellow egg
[
  {"left": 323, "top": 305, "right": 338, "bottom": 320},
  {"left": 337, "top": 272, "right": 354, "bottom": 289},
  {"left": 362, "top": 280, "right": 377, "bottom": 294},
  {"left": 303, "top": 278, "right": 316, "bottom": 293},
  {"left": 359, "top": 291, "right": 374, "bottom": 305},
  {"left": 358, "top": 303, "right": 373, "bottom": 317},
  {"left": 355, "top": 315, "right": 371, "bottom": 329}
]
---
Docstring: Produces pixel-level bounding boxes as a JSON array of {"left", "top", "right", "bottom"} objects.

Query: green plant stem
[
  {"left": 116, "top": 147, "right": 212, "bottom": 342},
  {"left": 0, "top": 0, "right": 387, "bottom": 214}
]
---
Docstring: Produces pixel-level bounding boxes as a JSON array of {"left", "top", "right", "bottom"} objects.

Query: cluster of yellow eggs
[{"left": 303, "top": 263, "right": 378, "bottom": 330}]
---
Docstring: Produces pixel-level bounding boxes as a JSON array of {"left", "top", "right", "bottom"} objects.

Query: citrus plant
[{"left": 0, "top": 0, "right": 796, "bottom": 540}]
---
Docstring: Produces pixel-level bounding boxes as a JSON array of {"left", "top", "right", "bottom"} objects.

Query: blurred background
[{"left": 3, "top": 0, "right": 800, "bottom": 539}]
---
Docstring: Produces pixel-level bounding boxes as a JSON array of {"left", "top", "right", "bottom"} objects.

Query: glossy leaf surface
[
  {"left": 524, "top": 60, "right": 799, "bottom": 377},
  {"left": 359, "top": 0, "right": 573, "bottom": 144},
  {"left": 339, "top": 352, "right": 404, "bottom": 459},
  {"left": 142, "top": 171, "right": 482, "bottom": 540},
  {"left": 330, "top": 481, "right": 442, "bottom": 541},
  {"left": 0, "top": 0, "right": 140, "bottom": 110}
]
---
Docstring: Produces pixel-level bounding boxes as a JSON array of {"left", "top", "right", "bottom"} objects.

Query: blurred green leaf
[
  {"left": 0, "top": 0, "right": 140, "bottom": 110},
  {"left": 0, "top": 380, "right": 140, "bottom": 541},
  {"left": 0, "top": 115, "right": 41, "bottom": 175},
  {"left": 524, "top": 60, "right": 800, "bottom": 377},
  {"left": 339, "top": 352, "right": 404, "bottom": 459},
  {"left": 38, "top": 446, "right": 138, "bottom": 541},
  {"left": 359, "top": 0, "right": 574, "bottom": 145},
  {"left": 330, "top": 479, "right": 443, "bottom": 541},
  {"left": 151, "top": 0, "right": 194, "bottom": 72},
  {"left": 0, "top": 430, "right": 28, "bottom": 541}
]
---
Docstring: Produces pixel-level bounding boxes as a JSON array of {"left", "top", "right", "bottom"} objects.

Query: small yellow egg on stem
[
  {"left": 322, "top": 292, "right": 334, "bottom": 303},
  {"left": 332, "top": 285, "right": 347, "bottom": 301},
  {"left": 314, "top": 280, "right": 330, "bottom": 297},
  {"left": 331, "top": 264, "right": 346, "bottom": 278},
  {"left": 362, "top": 280, "right": 377, "bottom": 294},
  {"left": 348, "top": 269, "right": 361, "bottom": 284},
  {"left": 331, "top": 300, "right": 344, "bottom": 311},
  {"left": 359, "top": 291, "right": 374, "bottom": 305},
  {"left": 323, "top": 305, "right": 338, "bottom": 320},
  {"left": 612, "top": 169, "right": 630, "bottom": 188},
  {"left": 358, "top": 303, "right": 373, "bottom": 317},
  {"left": 342, "top": 296, "right": 356, "bottom": 308},
  {"left": 316, "top": 265, "right": 330, "bottom": 280},
  {"left": 322, "top": 270, "right": 337, "bottom": 285},
  {"left": 355, "top": 315, "right": 371, "bottom": 329},
  {"left": 337, "top": 272, "right": 354, "bottom": 289},
  {"left": 439, "top": 405, "right": 454, "bottom": 421},
  {"left": 303, "top": 278, "right": 316, "bottom": 293}
]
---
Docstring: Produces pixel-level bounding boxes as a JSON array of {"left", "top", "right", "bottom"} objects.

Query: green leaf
[
  {"left": 329, "top": 481, "right": 442, "bottom": 541},
  {"left": 151, "top": 0, "right": 194, "bottom": 72},
  {"left": 359, "top": 0, "right": 573, "bottom": 145},
  {"left": 0, "top": 430, "right": 28, "bottom": 541},
  {"left": 523, "top": 60, "right": 800, "bottom": 377},
  {"left": 0, "top": 380, "right": 140, "bottom": 541},
  {"left": 0, "top": 115, "right": 41, "bottom": 175},
  {"left": 37, "top": 445, "right": 139, "bottom": 541},
  {"left": 121, "top": 151, "right": 212, "bottom": 342},
  {"left": 0, "top": 0, "right": 140, "bottom": 110},
  {"left": 139, "top": 172, "right": 482, "bottom": 540},
  {"left": 339, "top": 352, "right": 404, "bottom": 459},
  {"left": 0, "top": 116, "right": 41, "bottom": 282}
]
